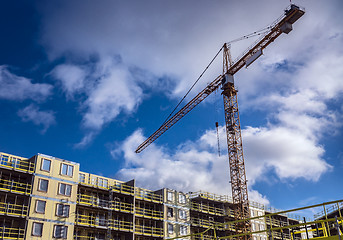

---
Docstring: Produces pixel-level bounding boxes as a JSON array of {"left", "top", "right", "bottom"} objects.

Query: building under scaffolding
[{"left": 0, "top": 151, "right": 341, "bottom": 240}]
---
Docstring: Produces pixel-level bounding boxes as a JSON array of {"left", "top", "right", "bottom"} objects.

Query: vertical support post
[
  {"left": 280, "top": 222, "right": 284, "bottom": 240},
  {"left": 335, "top": 216, "right": 342, "bottom": 240},
  {"left": 303, "top": 217, "right": 309, "bottom": 240},
  {"left": 337, "top": 202, "right": 343, "bottom": 229},
  {"left": 323, "top": 204, "right": 331, "bottom": 236}
]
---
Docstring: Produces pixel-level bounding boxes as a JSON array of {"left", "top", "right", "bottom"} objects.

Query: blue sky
[{"left": 1, "top": 0, "right": 343, "bottom": 213}]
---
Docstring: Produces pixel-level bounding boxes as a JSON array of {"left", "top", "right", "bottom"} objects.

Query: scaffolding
[{"left": 168, "top": 199, "right": 343, "bottom": 240}]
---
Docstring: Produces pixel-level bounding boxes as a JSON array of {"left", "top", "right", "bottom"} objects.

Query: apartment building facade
[{"left": 0, "top": 151, "right": 301, "bottom": 240}]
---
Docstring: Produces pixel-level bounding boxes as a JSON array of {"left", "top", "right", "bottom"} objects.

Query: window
[
  {"left": 251, "top": 209, "right": 255, "bottom": 217},
  {"left": 32, "top": 222, "right": 43, "bottom": 236},
  {"left": 58, "top": 183, "right": 72, "bottom": 196},
  {"left": 41, "top": 159, "right": 51, "bottom": 172},
  {"left": 251, "top": 223, "right": 256, "bottom": 231},
  {"left": 179, "top": 209, "right": 186, "bottom": 219},
  {"left": 61, "top": 163, "right": 73, "bottom": 177},
  {"left": 56, "top": 204, "right": 70, "bottom": 217},
  {"left": 91, "top": 176, "right": 97, "bottom": 185},
  {"left": 168, "top": 223, "right": 174, "bottom": 234},
  {"left": 98, "top": 178, "right": 108, "bottom": 188},
  {"left": 54, "top": 225, "right": 68, "bottom": 238},
  {"left": 178, "top": 193, "right": 186, "bottom": 204},
  {"left": 96, "top": 214, "right": 106, "bottom": 226},
  {"left": 167, "top": 207, "right": 173, "bottom": 217},
  {"left": 180, "top": 225, "right": 187, "bottom": 235},
  {"left": 38, "top": 179, "right": 48, "bottom": 192},
  {"left": 258, "top": 211, "right": 263, "bottom": 216},
  {"left": 167, "top": 191, "right": 173, "bottom": 201},
  {"left": 35, "top": 200, "right": 46, "bottom": 214},
  {"left": 103, "top": 179, "right": 108, "bottom": 188},
  {"left": 260, "top": 224, "right": 265, "bottom": 231},
  {"left": 79, "top": 173, "right": 85, "bottom": 183}
]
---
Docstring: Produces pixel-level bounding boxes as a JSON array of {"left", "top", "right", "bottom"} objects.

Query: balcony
[
  {"left": 0, "top": 202, "right": 28, "bottom": 217},
  {"left": 0, "top": 153, "right": 34, "bottom": 173},
  {"left": 135, "top": 225, "right": 163, "bottom": 237},
  {"left": 0, "top": 178, "right": 31, "bottom": 195},
  {"left": 135, "top": 206, "right": 163, "bottom": 220},
  {"left": 0, "top": 226, "right": 25, "bottom": 240}
]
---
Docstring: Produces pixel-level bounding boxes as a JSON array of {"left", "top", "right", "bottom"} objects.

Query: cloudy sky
[{"left": 1, "top": 0, "right": 342, "bottom": 212}]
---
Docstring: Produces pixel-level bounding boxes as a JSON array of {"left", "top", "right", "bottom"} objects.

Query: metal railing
[
  {"left": 0, "top": 226, "right": 25, "bottom": 240},
  {"left": 0, "top": 152, "right": 34, "bottom": 173},
  {"left": 75, "top": 213, "right": 133, "bottom": 232},
  {"left": 135, "top": 225, "right": 163, "bottom": 237},
  {"left": 0, "top": 202, "right": 28, "bottom": 217},
  {"left": 0, "top": 178, "right": 31, "bottom": 195},
  {"left": 135, "top": 206, "right": 163, "bottom": 219},
  {"left": 168, "top": 199, "right": 343, "bottom": 240}
]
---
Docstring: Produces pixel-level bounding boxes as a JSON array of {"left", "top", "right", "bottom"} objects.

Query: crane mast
[
  {"left": 222, "top": 44, "right": 251, "bottom": 238},
  {"left": 136, "top": 4, "right": 305, "bottom": 239}
]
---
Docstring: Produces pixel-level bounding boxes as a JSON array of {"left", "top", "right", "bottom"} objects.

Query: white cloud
[
  {"left": 51, "top": 58, "right": 147, "bottom": 146},
  {"left": 82, "top": 61, "right": 142, "bottom": 130},
  {"left": 37, "top": 0, "right": 342, "bottom": 201},
  {"left": 51, "top": 64, "right": 86, "bottom": 98},
  {"left": 113, "top": 129, "right": 231, "bottom": 196},
  {"left": 0, "top": 65, "right": 52, "bottom": 102},
  {"left": 38, "top": 0, "right": 343, "bottom": 148},
  {"left": 17, "top": 104, "right": 56, "bottom": 133},
  {"left": 112, "top": 121, "right": 330, "bottom": 203},
  {"left": 243, "top": 126, "right": 331, "bottom": 183}
]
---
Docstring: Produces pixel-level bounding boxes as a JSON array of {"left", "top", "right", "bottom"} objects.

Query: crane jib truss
[{"left": 135, "top": 4, "right": 305, "bottom": 239}]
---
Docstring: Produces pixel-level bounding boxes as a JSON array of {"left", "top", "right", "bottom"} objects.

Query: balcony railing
[
  {"left": 191, "top": 202, "right": 226, "bottom": 216},
  {"left": 77, "top": 193, "right": 134, "bottom": 213},
  {"left": 135, "top": 188, "right": 163, "bottom": 203},
  {"left": 135, "top": 206, "right": 163, "bottom": 220},
  {"left": 75, "top": 214, "right": 133, "bottom": 232},
  {"left": 135, "top": 225, "right": 163, "bottom": 237},
  {"left": 0, "top": 202, "right": 28, "bottom": 217},
  {"left": 0, "top": 178, "right": 31, "bottom": 195},
  {"left": 0, "top": 226, "right": 25, "bottom": 240},
  {"left": 0, "top": 153, "right": 34, "bottom": 173}
]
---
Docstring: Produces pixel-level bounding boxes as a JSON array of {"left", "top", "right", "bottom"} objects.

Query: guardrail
[
  {"left": 0, "top": 152, "right": 34, "bottom": 173},
  {"left": 168, "top": 199, "right": 343, "bottom": 240},
  {"left": 0, "top": 178, "right": 31, "bottom": 195},
  {"left": 0, "top": 202, "right": 28, "bottom": 217},
  {"left": 0, "top": 226, "right": 25, "bottom": 240}
]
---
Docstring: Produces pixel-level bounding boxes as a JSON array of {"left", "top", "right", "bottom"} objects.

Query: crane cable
[
  {"left": 162, "top": 26, "right": 272, "bottom": 125},
  {"left": 162, "top": 45, "right": 224, "bottom": 125},
  {"left": 226, "top": 26, "right": 271, "bottom": 45}
]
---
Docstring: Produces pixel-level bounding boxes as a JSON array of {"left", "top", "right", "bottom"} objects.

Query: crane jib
[{"left": 135, "top": 4, "right": 305, "bottom": 154}]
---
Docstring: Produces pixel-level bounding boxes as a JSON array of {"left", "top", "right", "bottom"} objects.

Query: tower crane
[{"left": 136, "top": 4, "right": 305, "bottom": 239}]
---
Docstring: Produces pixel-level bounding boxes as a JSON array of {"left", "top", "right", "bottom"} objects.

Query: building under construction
[{"left": 0, "top": 151, "right": 310, "bottom": 240}]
